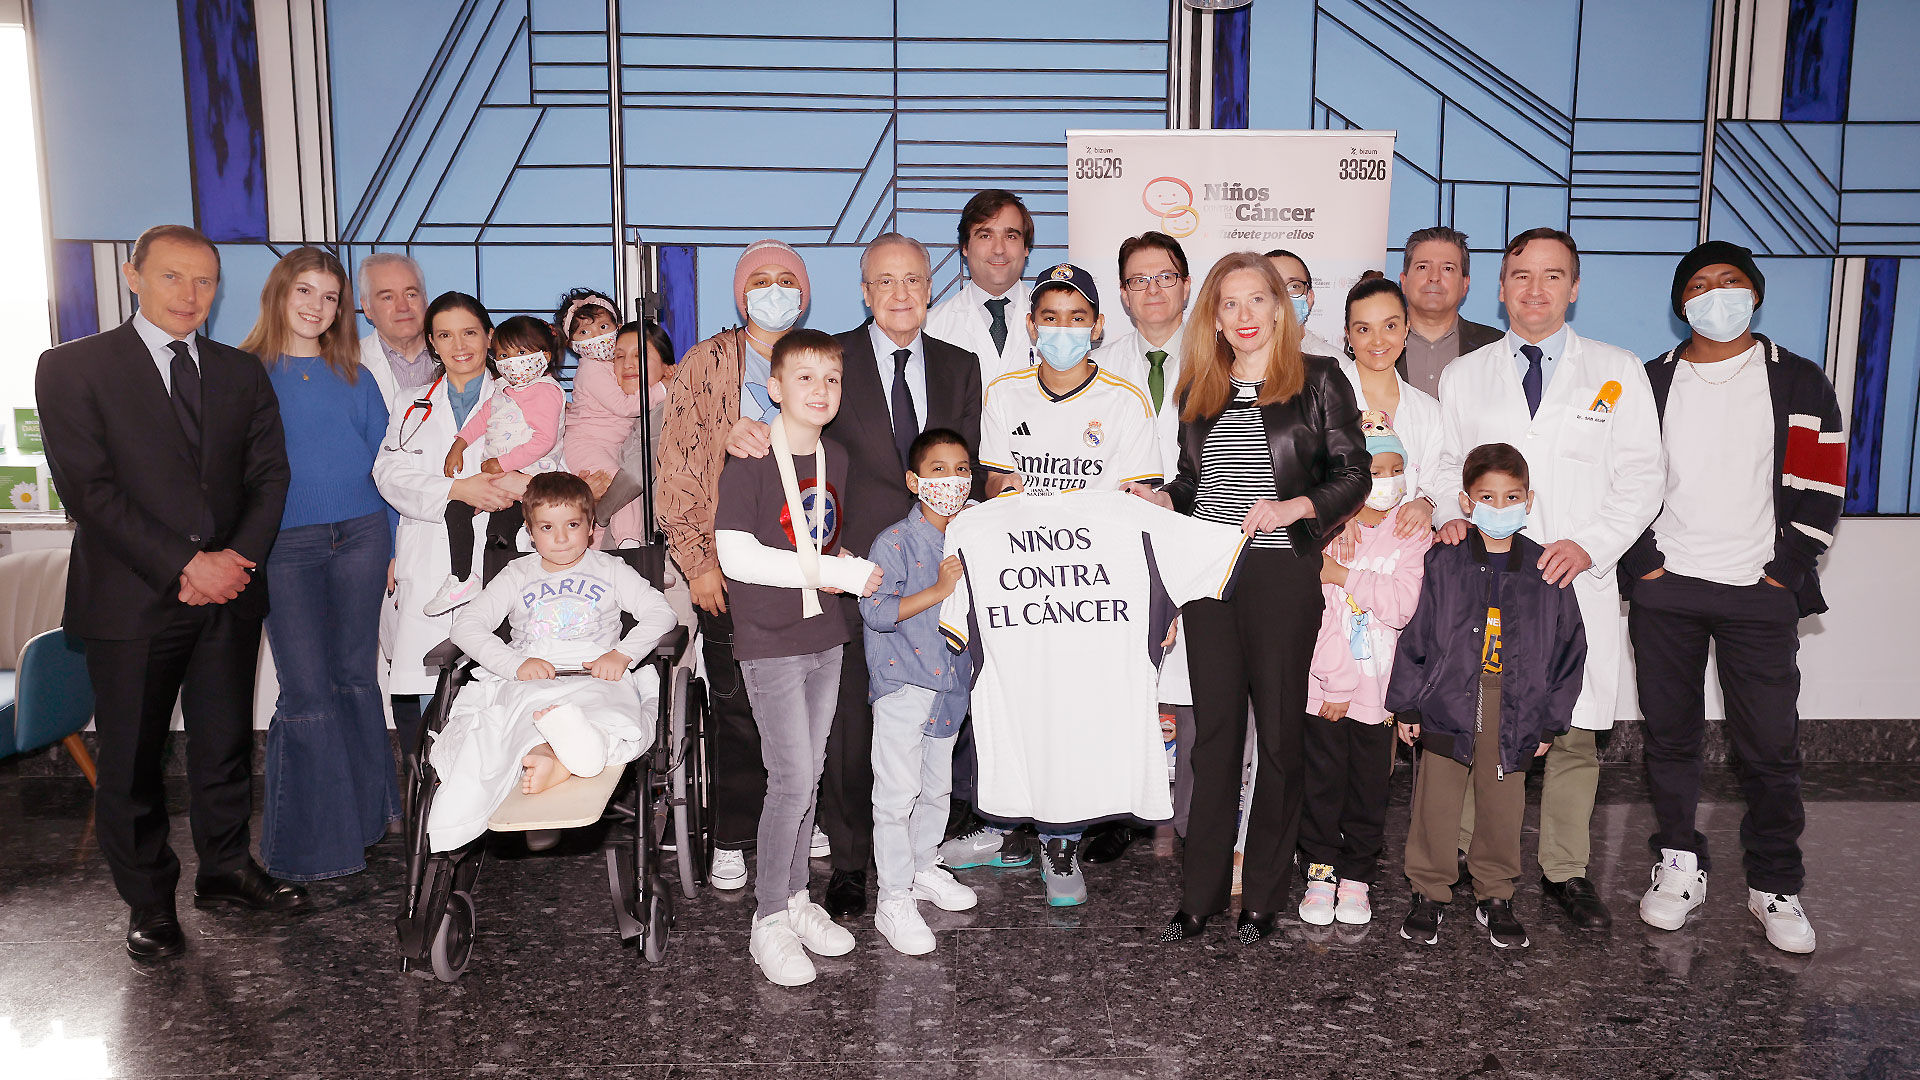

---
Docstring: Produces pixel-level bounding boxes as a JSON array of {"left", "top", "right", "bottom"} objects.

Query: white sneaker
[
  {"left": 1334, "top": 880, "right": 1372, "bottom": 925},
  {"left": 875, "top": 895, "right": 936, "bottom": 956},
  {"left": 1639, "top": 848, "right": 1707, "bottom": 931},
  {"left": 1299, "top": 880, "right": 1336, "bottom": 925},
  {"left": 710, "top": 849, "right": 747, "bottom": 891},
  {"left": 786, "top": 891, "right": 855, "bottom": 956},
  {"left": 749, "top": 911, "right": 815, "bottom": 986},
  {"left": 912, "top": 866, "right": 978, "bottom": 912},
  {"left": 1748, "top": 889, "right": 1816, "bottom": 954},
  {"left": 810, "top": 826, "right": 832, "bottom": 858},
  {"left": 422, "top": 573, "right": 479, "bottom": 617}
]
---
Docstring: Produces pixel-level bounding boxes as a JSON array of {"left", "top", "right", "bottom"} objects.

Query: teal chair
[{"left": 0, "top": 546, "right": 96, "bottom": 785}]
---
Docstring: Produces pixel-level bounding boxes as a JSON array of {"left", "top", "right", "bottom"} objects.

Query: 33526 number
[
  {"left": 1074, "top": 157, "right": 1123, "bottom": 179},
  {"left": 1339, "top": 158, "right": 1387, "bottom": 181}
]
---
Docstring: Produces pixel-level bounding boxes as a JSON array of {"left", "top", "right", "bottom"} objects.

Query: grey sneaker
[
  {"left": 938, "top": 827, "right": 1033, "bottom": 869},
  {"left": 1040, "top": 837, "right": 1087, "bottom": 907}
]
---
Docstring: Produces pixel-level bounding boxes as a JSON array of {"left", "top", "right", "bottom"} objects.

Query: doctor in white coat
[
  {"left": 1431, "top": 227, "right": 1664, "bottom": 932},
  {"left": 1086, "top": 230, "right": 1187, "bottom": 858},
  {"left": 1336, "top": 276, "right": 1445, "bottom": 530},
  {"left": 355, "top": 253, "right": 433, "bottom": 410},
  {"left": 372, "top": 292, "right": 518, "bottom": 709},
  {"left": 924, "top": 189, "right": 1033, "bottom": 389}
]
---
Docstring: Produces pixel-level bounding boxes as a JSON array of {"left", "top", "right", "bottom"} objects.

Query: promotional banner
[{"left": 1066, "top": 130, "right": 1396, "bottom": 352}]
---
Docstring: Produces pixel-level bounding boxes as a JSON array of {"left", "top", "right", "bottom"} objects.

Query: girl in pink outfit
[
  {"left": 1297, "top": 423, "right": 1433, "bottom": 927},
  {"left": 557, "top": 289, "right": 677, "bottom": 547},
  {"left": 425, "top": 316, "right": 568, "bottom": 615}
]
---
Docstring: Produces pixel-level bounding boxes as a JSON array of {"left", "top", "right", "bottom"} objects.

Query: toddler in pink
[
  {"left": 1298, "top": 426, "right": 1432, "bottom": 926},
  {"left": 424, "top": 316, "right": 568, "bottom": 616}
]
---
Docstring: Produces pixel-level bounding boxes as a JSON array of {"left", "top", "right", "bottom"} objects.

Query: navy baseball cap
[{"left": 1030, "top": 262, "right": 1100, "bottom": 314}]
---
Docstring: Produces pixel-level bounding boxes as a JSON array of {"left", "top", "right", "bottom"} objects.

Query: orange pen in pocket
[{"left": 1589, "top": 380, "right": 1622, "bottom": 414}]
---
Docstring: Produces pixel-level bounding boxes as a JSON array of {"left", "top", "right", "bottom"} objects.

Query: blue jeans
[{"left": 260, "top": 512, "right": 397, "bottom": 880}]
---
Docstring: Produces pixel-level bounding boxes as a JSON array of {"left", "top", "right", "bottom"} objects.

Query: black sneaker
[
  {"left": 1477, "top": 898, "right": 1530, "bottom": 949},
  {"left": 1400, "top": 894, "right": 1445, "bottom": 944}
]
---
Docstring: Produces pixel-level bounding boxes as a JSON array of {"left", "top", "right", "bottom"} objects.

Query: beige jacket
[{"left": 655, "top": 327, "right": 747, "bottom": 581}]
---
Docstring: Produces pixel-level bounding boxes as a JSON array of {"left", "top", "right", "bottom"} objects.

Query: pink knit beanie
[{"left": 733, "top": 239, "right": 810, "bottom": 313}]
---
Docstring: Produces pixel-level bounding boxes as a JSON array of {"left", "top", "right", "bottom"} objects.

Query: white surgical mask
[
  {"left": 1683, "top": 287, "right": 1755, "bottom": 343},
  {"left": 745, "top": 284, "right": 804, "bottom": 333},
  {"left": 914, "top": 473, "right": 970, "bottom": 518},
  {"left": 1365, "top": 474, "right": 1407, "bottom": 512},
  {"left": 1034, "top": 326, "right": 1092, "bottom": 371},
  {"left": 496, "top": 351, "right": 548, "bottom": 388},
  {"left": 1471, "top": 501, "right": 1528, "bottom": 540},
  {"left": 575, "top": 332, "right": 616, "bottom": 364}
]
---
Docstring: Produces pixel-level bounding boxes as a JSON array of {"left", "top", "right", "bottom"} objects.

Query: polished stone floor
[{"left": 1, "top": 761, "right": 1915, "bottom": 1079}]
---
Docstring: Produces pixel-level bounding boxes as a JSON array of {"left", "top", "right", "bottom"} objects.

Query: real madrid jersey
[
  {"left": 978, "top": 364, "right": 1163, "bottom": 493},
  {"left": 938, "top": 490, "right": 1247, "bottom": 825},
  {"left": 714, "top": 439, "right": 853, "bottom": 661}
]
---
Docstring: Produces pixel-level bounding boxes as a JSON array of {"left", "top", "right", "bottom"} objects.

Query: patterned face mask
[
  {"left": 914, "top": 473, "right": 970, "bottom": 518},
  {"left": 574, "top": 332, "right": 617, "bottom": 364},
  {"left": 496, "top": 351, "right": 548, "bottom": 388}
]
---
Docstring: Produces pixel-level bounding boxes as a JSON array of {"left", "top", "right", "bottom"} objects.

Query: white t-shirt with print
[{"left": 937, "top": 490, "right": 1246, "bottom": 825}]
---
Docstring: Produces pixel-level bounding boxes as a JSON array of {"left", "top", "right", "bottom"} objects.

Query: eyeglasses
[
  {"left": 1121, "top": 271, "right": 1187, "bottom": 292},
  {"left": 863, "top": 275, "right": 928, "bottom": 293},
  {"left": 1282, "top": 280, "right": 1312, "bottom": 298}
]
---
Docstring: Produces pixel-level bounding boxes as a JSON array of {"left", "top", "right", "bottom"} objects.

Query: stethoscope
[{"left": 382, "top": 374, "right": 446, "bottom": 454}]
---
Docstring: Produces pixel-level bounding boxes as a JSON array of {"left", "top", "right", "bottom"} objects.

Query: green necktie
[{"left": 1146, "top": 349, "right": 1168, "bottom": 413}]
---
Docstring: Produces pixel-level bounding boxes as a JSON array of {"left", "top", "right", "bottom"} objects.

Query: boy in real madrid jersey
[{"left": 978, "top": 264, "right": 1162, "bottom": 496}]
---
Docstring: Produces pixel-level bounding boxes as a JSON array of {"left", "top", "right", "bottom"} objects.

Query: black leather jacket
[{"left": 1162, "top": 354, "right": 1371, "bottom": 555}]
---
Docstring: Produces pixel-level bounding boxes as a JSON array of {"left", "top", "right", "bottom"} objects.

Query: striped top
[{"left": 1195, "top": 379, "right": 1289, "bottom": 549}]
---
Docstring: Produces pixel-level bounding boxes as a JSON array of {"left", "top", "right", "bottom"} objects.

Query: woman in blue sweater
[{"left": 240, "top": 247, "right": 396, "bottom": 880}]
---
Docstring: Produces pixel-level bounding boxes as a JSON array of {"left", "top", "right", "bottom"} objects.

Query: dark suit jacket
[
  {"left": 827, "top": 322, "right": 982, "bottom": 558},
  {"left": 1459, "top": 317, "right": 1504, "bottom": 355},
  {"left": 36, "top": 320, "right": 290, "bottom": 639}
]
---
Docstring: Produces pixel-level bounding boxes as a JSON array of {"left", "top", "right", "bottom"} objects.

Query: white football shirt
[
  {"left": 978, "top": 364, "right": 1163, "bottom": 493},
  {"left": 937, "top": 490, "right": 1247, "bottom": 825}
]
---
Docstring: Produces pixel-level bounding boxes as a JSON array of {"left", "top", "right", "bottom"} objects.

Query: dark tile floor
[{"left": 1, "top": 762, "right": 1915, "bottom": 1079}]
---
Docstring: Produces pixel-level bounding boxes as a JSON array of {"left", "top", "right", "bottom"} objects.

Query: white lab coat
[
  {"left": 358, "top": 332, "right": 407, "bottom": 411},
  {"left": 372, "top": 372, "right": 496, "bottom": 696},
  {"left": 1337, "top": 359, "right": 1446, "bottom": 507},
  {"left": 925, "top": 280, "right": 1031, "bottom": 391},
  {"left": 1431, "top": 327, "right": 1665, "bottom": 730},
  {"left": 1090, "top": 323, "right": 1188, "bottom": 705}
]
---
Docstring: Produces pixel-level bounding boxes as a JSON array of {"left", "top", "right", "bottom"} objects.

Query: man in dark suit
[
  {"left": 1398, "top": 225, "right": 1504, "bottom": 397},
  {"left": 36, "top": 224, "right": 303, "bottom": 963},
  {"left": 817, "top": 232, "right": 982, "bottom": 918}
]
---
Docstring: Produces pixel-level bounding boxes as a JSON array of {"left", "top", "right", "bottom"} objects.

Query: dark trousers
[
  {"left": 697, "top": 605, "right": 766, "bottom": 850},
  {"left": 819, "top": 627, "right": 875, "bottom": 872},
  {"left": 1629, "top": 572, "right": 1806, "bottom": 894},
  {"left": 1180, "top": 548, "right": 1322, "bottom": 915},
  {"left": 85, "top": 606, "right": 263, "bottom": 910},
  {"left": 444, "top": 501, "right": 522, "bottom": 580},
  {"left": 392, "top": 694, "right": 424, "bottom": 760},
  {"left": 1298, "top": 712, "right": 1396, "bottom": 883}
]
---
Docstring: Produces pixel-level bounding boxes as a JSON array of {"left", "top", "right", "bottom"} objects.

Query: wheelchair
[{"left": 393, "top": 539, "right": 713, "bottom": 981}]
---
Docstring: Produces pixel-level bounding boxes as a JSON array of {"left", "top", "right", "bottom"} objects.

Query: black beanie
[{"left": 1672, "top": 240, "right": 1765, "bottom": 319}]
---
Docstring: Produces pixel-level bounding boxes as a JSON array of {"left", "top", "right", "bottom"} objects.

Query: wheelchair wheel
[
  {"left": 429, "top": 890, "right": 476, "bottom": 983},
  {"left": 670, "top": 668, "right": 709, "bottom": 898},
  {"left": 641, "top": 889, "right": 672, "bottom": 963}
]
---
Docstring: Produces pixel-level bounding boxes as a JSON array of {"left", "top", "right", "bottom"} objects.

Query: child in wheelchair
[{"left": 425, "top": 471, "right": 679, "bottom": 852}]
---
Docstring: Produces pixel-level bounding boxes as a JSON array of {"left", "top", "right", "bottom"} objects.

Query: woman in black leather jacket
[{"left": 1128, "top": 251, "right": 1370, "bottom": 944}]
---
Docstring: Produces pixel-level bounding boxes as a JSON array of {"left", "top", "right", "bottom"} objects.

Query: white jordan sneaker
[
  {"left": 1748, "top": 889, "right": 1816, "bottom": 954},
  {"left": 1639, "top": 848, "right": 1707, "bottom": 931}
]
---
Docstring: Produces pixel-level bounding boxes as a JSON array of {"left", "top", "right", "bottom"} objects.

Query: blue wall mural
[{"left": 28, "top": 0, "right": 1920, "bottom": 511}]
